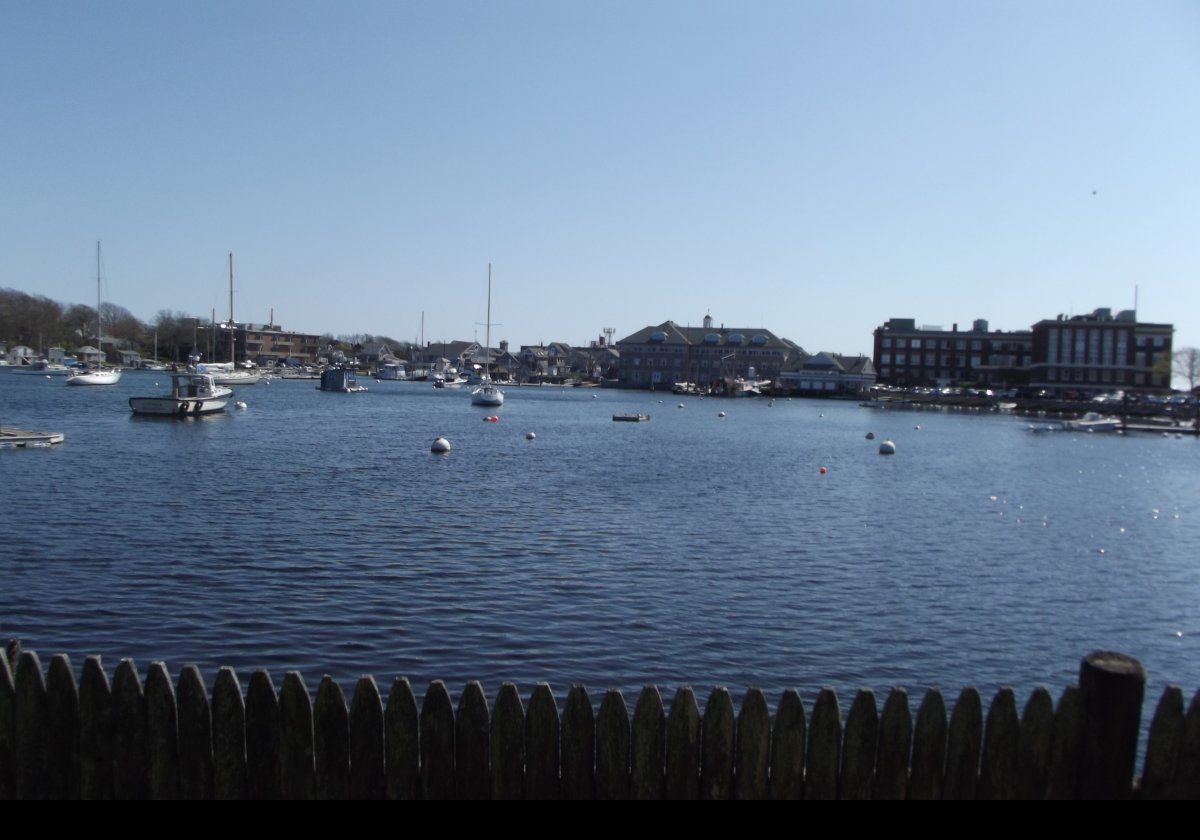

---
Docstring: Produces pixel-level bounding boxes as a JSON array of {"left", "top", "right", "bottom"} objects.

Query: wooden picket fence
[{"left": 1, "top": 647, "right": 1197, "bottom": 799}]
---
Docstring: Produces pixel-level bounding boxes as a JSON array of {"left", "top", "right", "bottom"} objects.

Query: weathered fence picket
[
  {"left": 769, "top": 688, "right": 804, "bottom": 800},
  {"left": 419, "top": 680, "right": 454, "bottom": 800},
  {"left": 665, "top": 686, "right": 700, "bottom": 800},
  {"left": 840, "top": 689, "right": 878, "bottom": 800},
  {"left": 15, "top": 651, "right": 49, "bottom": 799},
  {"left": 0, "top": 652, "right": 15, "bottom": 800},
  {"left": 595, "top": 688, "right": 629, "bottom": 799},
  {"left": 874, "top": 687, "right": 911, "bottom": 800},
  {"left": 348, "top": 676, "right": 385, "bottom": 800},
  {"left": 145, "top": 662, "right": 180, "bottom": 800},
  {"left": 908, "top": 688, "right": 946, "bottom": 800},
  {"left": 1016, "top": 686, "right": 1053, "bottom": 800},
  {"left": 77, "top": 656, "right": 112, "bottom": 800},
  {"left": 384, "top": 676, "right": 419, "bottom": 800},
  {"left": 1046, "top": 684, "right": 1083, "bottom": 799},
  {"left": 631, "top": 685, "right": 665, "bottom": 800},
  {"left": 559, "top": 684, "right": 593, "bottom": 800},
  {"left": 700, "top": 687, "right": 734, "bottom": 800},
  {"left": 490, "top": 682, "right": 525, "bottom": 800},
  {"left": 177, "top": 665, "right": 213, "bottom": 800},
  {"left": 943, "top": 686, "right": 982, "bottom": 800},
  {"left": 454, "top": 681, "right": 489, "bottom": 800},
  {"left": 313, "top": 676, "right": 349, "bottom": 800},
  {"left": 525, "top": 683, "right": 560, "bottom": 799},
  {"left": 46, "top": 655, "right": 79, "bottom": 799},
  {"left": 245, "top": 670, "right": 280, "bottom": 799},
  {"left": 212, "top": 667, "right": 246, "bottom": 800},
  {"left": 735, "top": 688, "right": 769, "bottom": 800},
  {"left": 1174, "top": 690, "right": 1200, "bottom": 798},
  {"left": 806, "top": 687, "right": 841, "bottom": 800},
  {"left": 1, "top": 648, "right": 1197, "bottom": 799},
  {"left": 278, "top": 672, "right": 315, "bottom": 800},
  {"left": 110, "top": 659, "right": 147, "bottom": 800}
]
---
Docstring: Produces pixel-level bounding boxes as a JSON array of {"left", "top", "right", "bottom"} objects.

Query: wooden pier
[
  {"left": 1, "top": 646, "right": 1196, "bottom": 799},
  {"left": 0, "top": 427, "right": 64, "bottom": 448}
]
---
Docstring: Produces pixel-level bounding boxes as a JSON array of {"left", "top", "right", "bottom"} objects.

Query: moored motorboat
[
  {"left": 1061, "top": 412, "right": 1122, "bottom": 433},
  {"left": 129, "top": 373, "right": 233, "bottom": 416}
]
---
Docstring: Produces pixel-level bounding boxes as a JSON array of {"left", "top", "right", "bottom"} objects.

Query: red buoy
[{"left": 819, "top": 466, "right": 827, "bottom": 474}]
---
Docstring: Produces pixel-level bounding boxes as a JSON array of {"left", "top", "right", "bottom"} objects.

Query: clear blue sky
[{"left": 3, "top": 1, "right": 1198, "bottom": 359}]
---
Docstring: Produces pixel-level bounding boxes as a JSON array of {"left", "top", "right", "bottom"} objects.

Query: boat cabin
[
  {"left": 319, "top": 367, "right": 361, "bottom": 392},
  {"left": 171, "top": 374, "right": 221, "bottom": 399}
]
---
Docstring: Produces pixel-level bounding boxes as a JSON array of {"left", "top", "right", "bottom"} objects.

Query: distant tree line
[{"left": 1, "top": 287, "right": 410, "bottom": 363}]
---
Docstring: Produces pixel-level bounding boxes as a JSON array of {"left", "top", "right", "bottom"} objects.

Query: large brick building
[
  {"left": 1029, "top": 309, "right": 1172, "bottom": 393},
  {"left": 872, "top": 318, "right": 1032, "bottom": 388},
  {"left": 873, "top": 308, "right": 1173, "bottom": 394},
  {"left": 617, "top": 315, "right": 798, "bottom": 389}
]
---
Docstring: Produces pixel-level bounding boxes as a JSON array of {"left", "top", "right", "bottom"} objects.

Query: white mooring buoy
[
  {"left": 526, "top": 431, "right": 536, "bottom": 440},
  {"left": 235, "top": 401, "right": 248, "bottom": 410},
  {"left": 879, "top": 439, "right": 896, "bottom": 455},
  {"left": 718, "top": 411, "right": 726, "bottom": 418},
  {"left": 431, "top": 436, "right": 451, "bottom": 454}
]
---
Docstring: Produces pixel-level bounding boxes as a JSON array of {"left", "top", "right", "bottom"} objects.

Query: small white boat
[
  {"left": 66, "top": 367, "right": 122, "bottom": 386},
  {"left": 1061, "top": 412, "right": 1122, "bottom": 433},
  {"left": 207, "top": 368, "right": 262, "bottom": 386},
  {"left": 129, "top": 373, "right": 234, "bottom": 416},
  {"left": 13, "top": 361, "right": 71, "bottom": 376}
]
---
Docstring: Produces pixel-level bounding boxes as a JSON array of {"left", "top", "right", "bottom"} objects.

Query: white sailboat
[
  {"left": 203, "top": 253, "right": 261, "bottom": 386},
  {"left": 470, "top": 264, "right": 505, "bottom": 407},
  {"left": 66, "top": 242, "right": 122, "bottom": 386}
]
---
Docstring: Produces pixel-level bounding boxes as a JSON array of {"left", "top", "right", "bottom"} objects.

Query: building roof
[{"left": 618, "top": 320, "right": 791, "bottom": 350}]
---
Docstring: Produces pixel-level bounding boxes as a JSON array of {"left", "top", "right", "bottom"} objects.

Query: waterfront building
[
  {"left": 1029, "top": 309, "right": 1172, "bottom": 394},
  {"left": 75, "top": 345, "right": 105, "bottom": 366},
  {"left": 203, "top": 322, "right": 322, "bottom": 366},
  {"left": 872, "top": 318, "right": 1032, "bottom": 388},
  {"left": 778, "top": 352, "right": 876, "bottom": 396},
  {"left": 616, "top": 315, "right": 796, "bottom": 389},
  {"left": 415, "top": 340, "right": 480, "bottom": 372},
  {"left": 873, "top": 309, "right": 1173, "bottom": 395},
  {"left": 6, "top": 345, "right": 34, "bottom": 365}
]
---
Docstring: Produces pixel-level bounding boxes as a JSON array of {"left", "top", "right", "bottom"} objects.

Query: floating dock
[{"left": 0, "top": 426, "right": 65, "bottom": 447}]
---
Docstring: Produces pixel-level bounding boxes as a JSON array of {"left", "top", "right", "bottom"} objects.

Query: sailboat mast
[
  {"left": 485, "top": 264, "right": 492, "bottom": 379},
  {"left": 96, "top": 241, "right": 102, "bottom": 362},
  {"left": 228, "top": 253, "right": 235, "bottom": 364}
]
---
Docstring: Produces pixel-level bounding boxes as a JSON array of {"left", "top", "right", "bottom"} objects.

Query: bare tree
[{"left": 1174, "top": 347, "right": 1200, "bottom": 392}]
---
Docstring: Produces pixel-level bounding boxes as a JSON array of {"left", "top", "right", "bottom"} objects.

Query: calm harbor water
[{"left": 2, "top": 372, "right": 1198, "bottom": 719}]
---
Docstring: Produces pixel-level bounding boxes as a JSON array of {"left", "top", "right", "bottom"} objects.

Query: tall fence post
[{"left": 1077, "top": 651, "right": 1145, "bottom": 799}]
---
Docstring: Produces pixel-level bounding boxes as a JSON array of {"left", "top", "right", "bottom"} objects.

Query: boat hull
[
  {"left": 129, "top": 396, "right": 230, "bottom": 416},
  {"left": 67, "top": 370, "right": 122, "bottom": 385},
  {"left": 471, "top": 386, "right": 504, "bottom": 406}
]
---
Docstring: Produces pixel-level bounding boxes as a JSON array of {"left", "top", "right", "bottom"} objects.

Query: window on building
[
  {"left": 897, "top": 339, "right": 907, "bottom": 348},
  {"left": 911, "top": 339, "right": 921, "bottom": 349},
  {"left": 881, "top": 353, "right": 891, "bottom": 364}
]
